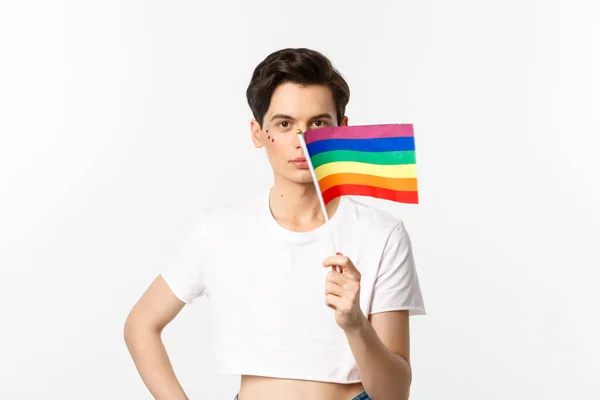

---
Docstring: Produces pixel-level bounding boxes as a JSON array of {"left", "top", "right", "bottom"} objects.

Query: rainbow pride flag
[{"left": 304, "top": 124, "right": 418, "bottom": 206}]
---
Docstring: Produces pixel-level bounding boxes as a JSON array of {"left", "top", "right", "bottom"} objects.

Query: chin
[
  {"left": 278, "top": 169, "right": 313, "bottom": 184},
  {"left": 290, "top": 174, "right": 313, "bottom": 184}
]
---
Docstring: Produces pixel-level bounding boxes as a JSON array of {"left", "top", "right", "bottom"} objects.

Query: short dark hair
[{"left": 246, "top": 48, "right": 350, "bottom": 128}]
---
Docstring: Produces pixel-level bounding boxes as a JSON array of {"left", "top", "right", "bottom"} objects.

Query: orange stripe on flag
[{"left": 318, "top": 174, "right": 418, "bottom": 193}]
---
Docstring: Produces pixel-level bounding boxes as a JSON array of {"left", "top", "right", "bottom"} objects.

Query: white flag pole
[{"left": 297, "top": 129, "right": 340, "bottom": 271}]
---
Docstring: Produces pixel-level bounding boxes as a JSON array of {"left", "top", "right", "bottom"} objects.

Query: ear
[
  {"left": 250, "top": 119, "right": 264, "bottom": 148},
  {"left": 340, "top": 116, "right": 349, "bottom": 126}
]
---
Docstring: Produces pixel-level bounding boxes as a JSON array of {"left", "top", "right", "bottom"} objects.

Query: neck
[{"left": 269, "top": 175, "right": 341, "bottom": 232}]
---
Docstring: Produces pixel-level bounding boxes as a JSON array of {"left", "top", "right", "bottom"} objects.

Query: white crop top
[{"left": 161, "top": 188, "right": 426, "bottom": 383}]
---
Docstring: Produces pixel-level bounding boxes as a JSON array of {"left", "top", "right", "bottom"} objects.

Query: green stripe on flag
[{"left": 311, "top": 150, "right": 416, "bottom": 169}]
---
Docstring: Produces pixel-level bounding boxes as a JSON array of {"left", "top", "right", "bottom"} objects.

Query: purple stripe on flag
[{"left": 304, "top": 124, "right": 413, "bottom": 145}]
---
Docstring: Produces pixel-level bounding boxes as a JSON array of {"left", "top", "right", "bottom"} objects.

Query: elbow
[
  {"left": 123, "top": 311, "right": 160, "bottom": 347},
  {"left": 401, "top": 365, "right": 413, "bottom": 400},
  {"left": 123, "top": 314, "right": 137, "bottom": 347},
  {"left": 392, "top": 354, "right": 412, "bottom": 400},
  {"left": 400, "top": 357, "right": 413, "bottom": 399}
]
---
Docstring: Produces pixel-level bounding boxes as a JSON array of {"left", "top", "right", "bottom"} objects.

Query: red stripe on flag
[{"left": 322, "top": 184, "right": 419, "bottom": 205}]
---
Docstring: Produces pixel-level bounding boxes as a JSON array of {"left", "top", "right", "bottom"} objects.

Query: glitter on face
[{"left": 266, "top": 123, "right": 275, "bottom": 143}]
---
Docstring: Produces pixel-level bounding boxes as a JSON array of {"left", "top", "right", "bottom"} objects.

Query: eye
[
  {"left": 313, "top": 120, "right": 328, "bottom": 127},
  {"left": 278, "top": 121, "right": 291, "bottom": 128}
]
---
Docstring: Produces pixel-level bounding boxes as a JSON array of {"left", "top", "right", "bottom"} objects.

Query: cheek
[
  {"left": 266, "top": 131, "right": 290, "bottom": 148},
  {"left": 266, "top": 129, "right": 275, "bottom": 143},
  {"left": 264, "top": 136, "right": 286, "bottom": 160}
]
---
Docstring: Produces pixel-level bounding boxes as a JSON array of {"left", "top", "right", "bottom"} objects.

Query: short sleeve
[
  {"left": 160, "top": 213, "right": 209, "bottom": 304},
  {"left": 369, "top": 221, "right": 426, "bottom": 316}
]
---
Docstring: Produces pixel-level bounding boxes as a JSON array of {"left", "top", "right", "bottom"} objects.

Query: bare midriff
[{"left": 238, "top": 375, "right": 365, "bottom": 400}]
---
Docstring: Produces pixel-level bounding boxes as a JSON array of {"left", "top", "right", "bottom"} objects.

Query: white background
[{"left": 1, "top": 0, "right": 598, "bottom": 399}]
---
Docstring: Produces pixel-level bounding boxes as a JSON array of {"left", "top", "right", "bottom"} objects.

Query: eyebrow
[{"left": 269, "top": 113, "right": 334, "bottom": 122}]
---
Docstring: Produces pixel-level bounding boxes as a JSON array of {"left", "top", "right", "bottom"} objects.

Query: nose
[
  {"left": 293, "top": 124, "right": 307, "bottom": 147},
  {"left": 296, "top": 122, "right": 308, "bottom": 133},
  {"left": 292, "top": 129, "right": 304, "bottom": 151},
  {"left": 293, "top": 132, "right": 302, "bottom": 149}
]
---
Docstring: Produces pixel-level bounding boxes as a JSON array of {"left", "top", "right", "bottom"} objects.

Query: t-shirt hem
[
  {"left": 160, "top": 271, "right": 195, "bottom": 304},
  {"left": 369, "top": 306, "right": 427, "bottom": 316},
  {"left": 214, "top": 368, "right": 361, "bottom": 384}
]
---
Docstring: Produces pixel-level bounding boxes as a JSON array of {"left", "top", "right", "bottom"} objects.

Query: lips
[{"left": 290, "top": 157, "right": 309, "bottom": 169}]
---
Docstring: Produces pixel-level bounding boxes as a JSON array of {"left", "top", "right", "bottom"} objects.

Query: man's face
[{"left": 251, "top": 82, "right": 348, "bottom": 184}]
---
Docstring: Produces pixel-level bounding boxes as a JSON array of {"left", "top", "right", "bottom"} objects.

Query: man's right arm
[{"left": 124, "top": 274, "right": 189, "bottom": 400}]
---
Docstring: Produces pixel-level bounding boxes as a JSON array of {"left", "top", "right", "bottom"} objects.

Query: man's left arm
[
  {"left": 323, "top": 251, "right": 417, "bottom": 400},
  {"left": 344, "top": 310, "right": 411, "bottom": 400}
]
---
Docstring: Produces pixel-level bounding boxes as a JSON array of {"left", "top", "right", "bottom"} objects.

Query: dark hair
[{"left": 246, "top": 48, "right": 350, "bottom": 128}]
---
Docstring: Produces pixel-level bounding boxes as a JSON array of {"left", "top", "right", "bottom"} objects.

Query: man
[{"left": 124, "top": 48, "right": 426, "bottom": 400}]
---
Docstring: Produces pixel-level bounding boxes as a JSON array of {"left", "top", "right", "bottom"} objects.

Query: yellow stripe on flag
[{"left": 314, "top": 161, "right": 417, "bottom": 180}]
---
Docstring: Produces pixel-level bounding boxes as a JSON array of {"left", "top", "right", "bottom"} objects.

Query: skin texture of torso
[{"left": 238, "top": 375, "right": 365, "bottom": 400}]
